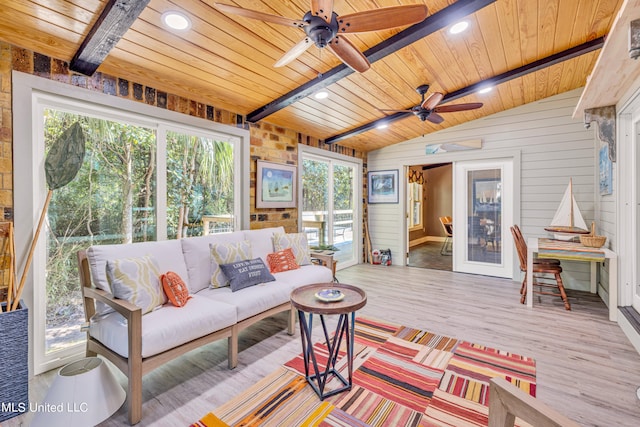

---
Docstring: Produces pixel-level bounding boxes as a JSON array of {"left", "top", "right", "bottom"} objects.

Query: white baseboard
[{"left": 409, "top": 236, "right": 445, "bottom": 247}]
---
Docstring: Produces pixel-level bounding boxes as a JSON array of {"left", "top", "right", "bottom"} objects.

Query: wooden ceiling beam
[
  {"left": 70, "top": 0, "right": 150, "bottom": 75},
  {"left": 246, "top": 0, "right": 497, "bottom": 123},
  {"left": 325, "top": 36, "right": 605, "bottom": 145}
]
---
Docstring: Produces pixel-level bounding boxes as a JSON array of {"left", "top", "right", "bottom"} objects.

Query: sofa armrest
[
  {"left": 83, "top": 287, "right": 142, "bottom": 318},
  {"left": 78, "top": 249, "right": 143, "bottom": 364}
]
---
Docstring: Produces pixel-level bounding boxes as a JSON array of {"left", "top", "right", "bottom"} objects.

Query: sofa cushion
[
  {"left": 243, "top": 227, "right": 284, "bottom": 263},
  {"left": 197, "top": 280, "right": 292, "bottom": 322},
  {"left": 219, "top": 258, "right": 275, "bottom": 292},
  {"left": 160, "top": 271, "right": 191, "bottom": 307},
  {"left": 89, "top": 295, "right": 237, "bottom": 358},
  {"left": 180, "top": 231, "right": 245, "bottom": 294},
  {"left": 273, "top": 232, "right": 312, "bottom": 265},
  {"left": 106, "top": 255, "right": 166, "bottom": 315},
  {"left": 267, "top": 248, "right": 300, "bottom": 273},
  {"left": 210, "top": 240, "right": 253, "bottom": 288},
  {"left": 274, "top": 264, "right": 334, "bottom": 288},
  {"left": 87, "top": 239, "right": 188, "bottom": 293}
]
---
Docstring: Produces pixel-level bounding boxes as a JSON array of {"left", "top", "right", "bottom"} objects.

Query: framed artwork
[
  {"left": 368, "top": 170, "right": 399, "bottom": 204},
  {"left": 599, "top": 144, "right": 613, "bottom": 195},
  {"left": 256, "top": 160, "right": 296, "bottom": 208}
]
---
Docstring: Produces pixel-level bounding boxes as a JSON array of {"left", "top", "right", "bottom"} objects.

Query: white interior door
[{"left": 453, "top": 159, "right": 513, "bottom": 278}]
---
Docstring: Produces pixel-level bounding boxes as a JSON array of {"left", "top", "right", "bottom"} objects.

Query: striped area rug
[{"left": 192, "top": 316, "right": 536, "bottom": 426}]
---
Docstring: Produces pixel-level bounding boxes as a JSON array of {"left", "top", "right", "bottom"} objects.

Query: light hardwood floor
[{"left": 8, "top": 264, "right": 640, "bottom": 426}]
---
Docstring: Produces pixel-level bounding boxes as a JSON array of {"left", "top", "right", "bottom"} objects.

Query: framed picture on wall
[
  {"left": 368, "top": 170, "right": 399, "bottom": 204},
  {"left": 256, "top": 160, "right": 297, "bottom": 208},
  {"left": 599, "top": 145, "right": 613, "bottom": 195}
]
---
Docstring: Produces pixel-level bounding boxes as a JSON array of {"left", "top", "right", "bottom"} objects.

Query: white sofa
[{"left": 77, "top": 226, "right": 333, "bottom": 425}]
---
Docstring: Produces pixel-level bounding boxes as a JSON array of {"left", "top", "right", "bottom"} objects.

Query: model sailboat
[{"left": 544, "top": 179, "right": 589, "bottom": 240}]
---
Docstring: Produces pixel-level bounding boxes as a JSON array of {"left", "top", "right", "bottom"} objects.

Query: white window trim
[
  {"left": 13, "top": 71, "right": 250, "bottom": 375},
  {"left": 298, "top": 144, "right": 363, "bottom": 269}
]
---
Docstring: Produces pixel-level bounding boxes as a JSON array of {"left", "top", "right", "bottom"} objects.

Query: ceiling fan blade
[
  {"left": 434, "top": 103, "right": 484, "bottom": 113},
  {"left": 274, "top": 37, "right": 313, "bottom": 67},
  {"left": 427, "top": 112, "right": 445, "bottom": 124},
  {"left": 421, "top": 92, "right": 444, "bottom": 110},
  {"left": 214, "top": 3, "right": 305, "bottom": 28},
  {"left": 338, "top": 5, "right": 428, "bottom": 33},
  {"left": 311, "top": 0, "right": 334, "bottom": 23},
  {"left": 327, "top": 35, "right": 370, "bottom": 72}
]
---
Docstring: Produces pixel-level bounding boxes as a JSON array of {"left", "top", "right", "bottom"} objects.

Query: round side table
[{"left": 290, "top": 283, "right": 367, "bottom": 400}]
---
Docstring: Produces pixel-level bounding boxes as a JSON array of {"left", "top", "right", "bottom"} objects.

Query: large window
[
  {"left": 299, "top": 146, "right": 362, "bottom": 268},
  {"left": 44, "top": 109, "right": 158, "bottom": 358},
  {"left": 14, "top": 73, "right": 249, "bottom": 374}
]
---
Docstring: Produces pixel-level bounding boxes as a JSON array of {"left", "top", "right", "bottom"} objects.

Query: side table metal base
[{"left": 298, "top": 311, "right": 355, "bottom": 400}]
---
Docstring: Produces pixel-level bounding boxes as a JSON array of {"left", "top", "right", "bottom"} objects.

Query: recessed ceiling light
[
  {"left": 162, "top": 11, "right": 191, "bottom": 31},
  {"left": 377, "top": 123, "right": 389, "bottom": 130},
  {"left": 478, "top": 86, "right": 493, "bottom": 94},
  {"left": 449, "top": 21, "right": 469, "bottom": 34},
  {"left": 314, "top": 91, "right": 329, "bottom": 100}
]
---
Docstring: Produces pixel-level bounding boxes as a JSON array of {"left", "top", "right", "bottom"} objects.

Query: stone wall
[{"left": 0, "top": 41, "right": 366, "bottom": 233}]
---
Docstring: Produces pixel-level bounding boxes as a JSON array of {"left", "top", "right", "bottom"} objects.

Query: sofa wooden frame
[{"left": 77, "top": 250, "right": 333, "bottom": 425}]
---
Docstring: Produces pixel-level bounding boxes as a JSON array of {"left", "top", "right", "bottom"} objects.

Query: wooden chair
[
  {"left": 510, "top": 225, "right": 570, "bottom": 310},
  {"left": 439, "top": 216, "right": 453, "bottom": 255}
]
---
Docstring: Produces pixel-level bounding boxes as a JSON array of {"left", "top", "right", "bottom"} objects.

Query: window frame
[{"left": 13, "top": 71, "right": 250, "bottom": 375}]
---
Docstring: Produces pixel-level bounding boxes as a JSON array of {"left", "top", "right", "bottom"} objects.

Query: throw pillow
[
  {"left": 106, "top": 255, "right": 166, "bottom": 315},
  {"left": 210, "top": 240, "right": 253, "bottom": 288},
  {"left": 273, "top": 232, "right": 312, "bottom": 266},
  {"left": 160, "top": 271, "right": 192, "bottom": 307},
  {"left": 266, "top": 248, "right": 300, "bottom": 273},
  {"left": 219, "top": 258, "right": 276, "bottom": 292}
]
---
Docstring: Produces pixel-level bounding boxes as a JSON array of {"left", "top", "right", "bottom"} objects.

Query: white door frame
[
  {"left": 617, "top": 88, "right": 640, "bottom": 309},
  {"left": 398, "top": 149, "right": 521, "bottom": 275},
  {"left": 452, "top": 159, "right": 514, "bottom": 278}
]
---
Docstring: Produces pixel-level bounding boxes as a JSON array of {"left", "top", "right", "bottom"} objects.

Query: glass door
[
  {"left": 301, "top": 155, "right": 358, "bottom": 267},
  {"left": 453, "top": 159, "right": 513, "bottom": 278}
]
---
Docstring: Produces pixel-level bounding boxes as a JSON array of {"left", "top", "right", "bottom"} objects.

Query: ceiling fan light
[
  {"left": 314, "top": 91, "right": 329, "bottom": 100},
  {"left": 162, "top": 11, "right": 191, "bottom": 31},
  {"left": 449, "top": 21, "right": 469, "bottom": 35},
  {"left": 478, "top": 86, "right": 493, "bottom": 94}
]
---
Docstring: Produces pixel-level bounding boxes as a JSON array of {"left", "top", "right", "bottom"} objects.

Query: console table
[
  {"left": 290, "top": 283, "right": 366, "bottom": 399},
  {"left": 527, "top": 238, "right": 618, "bottom": 321}
]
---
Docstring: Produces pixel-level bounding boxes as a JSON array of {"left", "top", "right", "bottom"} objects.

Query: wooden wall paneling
[
  {"left": 420, "top": 32, "right": 470, "bottom": 92},
  {"left": 6, "top": 0, "right": 94, "bottom": 34},
  {"left": 495, "top": 0, "right": 523, "bottom": 69},
  {"left": 476, "top": 5, "right": 508, "bottom": 75},
  {"left": 517, "top": 0, "right": 538, "bottom": 64},
  {"left": 460, "top": 15, "right": 495, "bottom": 81},
  {"left": 145, "top": 0, "right": 316, "bottom": 82},
  {"left": 553, "top": 0, "right": 580, "bottom": 50},
  {"left": 0, "top": 7, "right": 82, "bottom": 59},
  {"left": 98, "top": 56, "right": 251, "bottom": 111},
  {"left": 112, "top": 37, "right": 280, "bottom": 104},
  {"left": 134, "top": 10, "right": 301, "bottom": 90}
]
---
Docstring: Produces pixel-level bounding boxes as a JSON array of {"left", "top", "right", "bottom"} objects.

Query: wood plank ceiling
[{"left": 0, "top": 0, "right": 624, "bottom": 152}]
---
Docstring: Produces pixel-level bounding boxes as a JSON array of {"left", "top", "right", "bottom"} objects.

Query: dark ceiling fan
[
  {"left": 379, "top": 84, "right": 483, "bottom": 124},
  {"left": 213, "top": 1, "right": 428, "bottom": 72}
]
